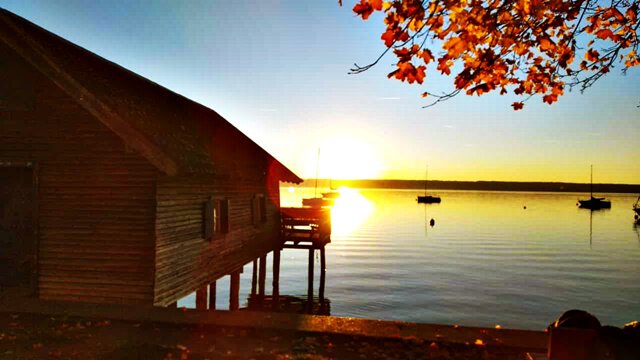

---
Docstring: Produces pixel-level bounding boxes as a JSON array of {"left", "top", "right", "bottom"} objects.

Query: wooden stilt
[
  {"left": 272, "top": 248, "right": 281, "bottom": 309},
  {"left": 251, "top": 259, "right": 258, "bottom": 296},
  {"left": 195, "top": 286, "right": 207, "bottom": 310},
  {"left": 307, "top": 248, "right": 314, "bottom": 312},
  {"left": 258, "top": 255, "right": 267, "bottom": 300},
  {"left": 229, "top": 272, "right": 240, "bottom": 311},
  {"left": 208, "top": 282, "right": 216, "bottom": 310},
  {"left": 319, "top": 246, "right": 326, "bottom": 302}
]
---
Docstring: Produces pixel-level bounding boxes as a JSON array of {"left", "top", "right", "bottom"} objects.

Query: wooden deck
[
  {"left": 280, "top": 207, "right": 331, "bottom": 249},
  {"left": 279, "top": 207, "right": 332, "bottom": 310}
]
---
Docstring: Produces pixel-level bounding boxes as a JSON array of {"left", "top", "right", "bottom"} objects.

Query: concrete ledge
[{"left": 0, "top": 297, "right": 547, "bottom": 351}]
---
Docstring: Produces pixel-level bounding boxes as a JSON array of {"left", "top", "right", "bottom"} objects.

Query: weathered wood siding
[
  {"left": 154, "top": 176, "right": 281, "bottom": 306},
  {"left": 0, "top": 42, "right": 157, "bottom": 304}
]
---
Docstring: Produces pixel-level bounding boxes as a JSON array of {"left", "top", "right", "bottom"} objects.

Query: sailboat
[
  {"left": 577, "top": 165, "right": 611, "bottom": 210},
  {"left": 416, "top": 166, "right": 441, "bottom": 204},
  {"left": 302, "top": 149, "right": 335, "bottom": 207},
  {"left": 321, "top": 179, "right": 340, "bottom": 199},
  {"left": 633, "top": 194, "right": 640, "bottom": 223}
]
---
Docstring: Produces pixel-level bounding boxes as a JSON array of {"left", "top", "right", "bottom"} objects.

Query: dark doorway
[{"left": 0, "top": 165, "right": 36, "bottom": 293}]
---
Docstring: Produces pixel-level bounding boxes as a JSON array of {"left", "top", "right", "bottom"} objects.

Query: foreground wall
[{"left": 0, "top": 42, "right": 157, "bottom": 303}]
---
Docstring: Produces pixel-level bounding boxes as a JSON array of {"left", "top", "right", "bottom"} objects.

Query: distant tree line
[{"left": 299, "top": 179, "right": 640, "bottom": 193}]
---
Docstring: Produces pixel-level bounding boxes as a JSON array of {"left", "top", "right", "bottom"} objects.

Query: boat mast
[
  {"left": 314, "top": 148, "right": 320, "bottom": 198},
  {"left": 590, "top": 164, "right": 593, "bottom": 199},
  {"left": 424, "top": 165, "right": 428, "bottom": 196}
]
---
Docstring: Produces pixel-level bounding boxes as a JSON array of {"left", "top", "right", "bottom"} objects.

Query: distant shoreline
[{"left": 296, "top": 179, "right": 640, "bottom": 194}]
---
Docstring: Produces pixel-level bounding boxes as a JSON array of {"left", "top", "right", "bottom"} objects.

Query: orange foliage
[{"left": 345, "top": 0, "right": 640, "bottom": 109}]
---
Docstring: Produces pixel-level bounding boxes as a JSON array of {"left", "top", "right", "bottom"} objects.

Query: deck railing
[{"left": 280, "top": 207, "right": 331, "bottom": 249}]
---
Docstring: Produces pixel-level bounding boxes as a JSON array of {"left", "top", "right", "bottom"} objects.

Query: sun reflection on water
[{"left": 330, "top": 187, "right": 374, "bottom": 237}]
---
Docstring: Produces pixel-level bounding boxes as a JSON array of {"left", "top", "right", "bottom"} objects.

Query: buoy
[{"left": 429, "top": 218, "right": 435, "bottom": 227}]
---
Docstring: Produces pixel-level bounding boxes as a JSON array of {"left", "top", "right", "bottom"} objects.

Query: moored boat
[
  {"left": 416, "top": 165, "right": 441, "bottom": 204},
  {"left": 417, "top": 195, "right": 441, "bottom": 204},
  {"left": 578, "top": 197, "right": 611, "bottom": 210},
  {"left": 578, "top": 165, "right": 610, "bottom": 210},
  {"left": 322, "top": 190, "right": 340, "bottom": 199},
  {"left": 302, "top": 197, "right": 335, "bottom": 207}
]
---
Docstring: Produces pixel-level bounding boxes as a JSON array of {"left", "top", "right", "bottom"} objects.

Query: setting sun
[{"left": 318, "top": 136, "right": 384, "bottom": 180}]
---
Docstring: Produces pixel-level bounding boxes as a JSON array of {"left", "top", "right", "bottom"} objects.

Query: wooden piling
[
  {"left": 195, "top": 286, "right": 207, "bottom": 310},
  {"left": 229, "top": 271, "right": 240, "bottom": 311},
  {"left": 208, "top": 282, "right": 216, "bottom": 310},
  {"left": 258, "top": 255, "right": 267, "bottom": 300},
  {"left": 307, "top": 248, "right": 314, "bottom": 311},
  {"left": 319, "top": 246, "right": 326, "bottom": 302},
  {"left": 272, "top": 248, "right": 281, "bottom": 309},
  {"left": 251, "top": 259, "right": 258, "bottom": 296}
]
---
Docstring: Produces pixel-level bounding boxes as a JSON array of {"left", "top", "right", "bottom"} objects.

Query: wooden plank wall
[
  {"left": 154, "top": 176, "right": 281, "bottom": 306},
  {"left": 0, "top": 43, "right": 157, "bottom": 304}
]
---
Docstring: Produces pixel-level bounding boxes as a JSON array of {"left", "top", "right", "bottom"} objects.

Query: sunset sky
[{"left": 4, "top": 1, "right": 640, "bottom": 184}]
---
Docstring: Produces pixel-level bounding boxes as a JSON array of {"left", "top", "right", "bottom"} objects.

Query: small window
[
  {"left": 252, "top": 194, "right": 267, "bottom": 225},
  {"left": 204, "top": 197, "right": 229, "bottom": 240}
]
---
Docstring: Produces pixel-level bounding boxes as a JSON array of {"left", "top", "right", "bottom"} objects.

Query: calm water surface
[{"left": 182, "top": 188, "right": 640, "bottom": 330}]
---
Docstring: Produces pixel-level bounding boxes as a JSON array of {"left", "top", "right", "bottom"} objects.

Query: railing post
[
  {"left": 319, "top": 246, "right": 326, "bottom": 303},
  {"left": 229, "top": 271, "right": 240, "bottom": 311},
  {"left": 258, "top": 255, "right": 267, "bottom": 302},
  {"left": 251, "top": 259, "right": 258, "bottom": 296},
  {"left": 307, "top": 248, "right": 314, "bottom": 313},
  {"left": 272, "top": 248, "right": 281, "bottom": 309},
  {"left": 195, "top": 286, "right": 207, "bottom": 310}
]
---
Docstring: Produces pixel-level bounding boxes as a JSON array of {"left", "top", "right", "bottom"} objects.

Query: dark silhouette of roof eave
[{"left": 0, "top": 7, "right": 302, "bottom": 184}]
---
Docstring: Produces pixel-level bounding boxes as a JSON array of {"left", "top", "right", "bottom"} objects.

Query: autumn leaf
[
  {"left": 539, "top": 38, "right": 554, "bottom": 52},
  {"left": 512, "top": 102, "right": 525, "bottom": 110},
  {"left": 369, "top": 0, "right": 383, "bottom": 11},
  {"left": 353, "top": 0, "right": 374, "bottom": 20},
  {"left": 419, "top": 49, "right": 434, "bottom": 64},
  {"left": 542, "top": 94, "right": 558, "bottom": 104},
  {"left": 585, "top": 49, "right": 600, "bottom": 62},
  {"left": 444, "top": 37, "right": 467, "bottom": 58},
  {"left": 595, "top": 29, "right": 615, "bottom": 40},
  {"left": 381, "top": 28, "right": 395, "bottom": 47}
]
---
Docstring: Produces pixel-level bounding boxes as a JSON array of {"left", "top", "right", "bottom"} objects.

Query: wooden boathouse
[{"left": 0, "top": 9, "right": 333, "bottom": 309}]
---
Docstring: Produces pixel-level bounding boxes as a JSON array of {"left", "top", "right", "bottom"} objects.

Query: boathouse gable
[
  {"left": 0, "top": 8, "right": 301, "bottom": 307},
  {"left": 0, "top": 38, "right": 158, "bottom": 304}
]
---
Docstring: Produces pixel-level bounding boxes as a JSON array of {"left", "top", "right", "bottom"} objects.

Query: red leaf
[
  {"left": 381, "top": 28, "right": 396, "bottom": 47},
  {"left": 353, "top": 0, "right": 374, "bottom": 19},
  {"left": 512, "top": 102, "right": 524, "bottom": 110}
]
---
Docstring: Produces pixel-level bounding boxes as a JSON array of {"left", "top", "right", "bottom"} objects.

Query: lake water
[{"left": 181, "top": 188, "right": 640, "bottom": 331}]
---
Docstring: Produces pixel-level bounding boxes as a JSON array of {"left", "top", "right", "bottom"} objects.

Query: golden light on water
[{"left": 330, "top": 187, "right": 374, "bottom": 237}]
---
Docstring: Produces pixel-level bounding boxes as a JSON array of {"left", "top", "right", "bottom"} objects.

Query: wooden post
[
  {"left": 307, "top": 248, "right": 314, "bottom": 312},
  {"left": 195, "top": 286, "right": 207, "bottom": 310},
  {"left": 208, "top": 282, "right": 216, "bottom": 310},
  {"left": 258, "top": 255, "right": 267, "bottom": 301},
  {"left": 229, "top": 272, "right": 240, "bottom": 311},
  {"left": 319, "top": 246, "right": 326, "bottom": 302},
  {"left": 272, "top": 248, "right": 281, "bottom": 309},
  {"left": 251, "top": 259, "right": 258, "bottom": 296}
]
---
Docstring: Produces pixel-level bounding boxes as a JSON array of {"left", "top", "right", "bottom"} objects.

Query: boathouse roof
[{"left": 0, "top": 8, "right": 302, "bottom": 183}]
